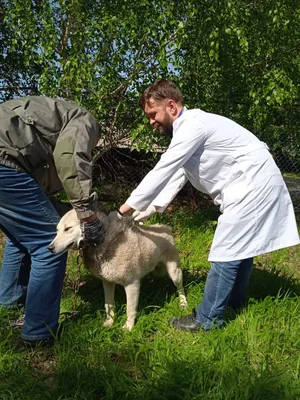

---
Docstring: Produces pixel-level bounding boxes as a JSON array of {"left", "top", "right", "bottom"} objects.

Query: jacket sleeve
[
  {"left": 126, "top": 116, "right": 206, "bottom": 211},
  {"left": 149, "top": 167, "right": 187, "bottom": 212},
  {"left": 53, "top": 108, "right": 100, "bottom": 219}
]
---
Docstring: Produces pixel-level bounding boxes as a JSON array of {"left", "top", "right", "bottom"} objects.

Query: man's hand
[
  {"left": 119, "top": 203, "right": 132, "bottom": 215},
  {"left": 80, "top": 215, "right": 105, "bottom": 246},
  {"left": 108, "top": 210, "right": 124, "bottom": 221},
  {"left": 133, "top": 205, "right": 156, "bottom": 223}
]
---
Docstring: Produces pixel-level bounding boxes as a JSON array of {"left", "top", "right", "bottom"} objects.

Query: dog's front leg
[
  {"left": 102, "top": 280, "right": 115, "bottom": 327},
  {"left": 123, "top": 281, "right": 140, "bottom": 331}
]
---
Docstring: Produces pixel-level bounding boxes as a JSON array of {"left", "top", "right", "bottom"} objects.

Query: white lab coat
[{"left": 126, "top": 109, "right": 299, "bottom": 261}]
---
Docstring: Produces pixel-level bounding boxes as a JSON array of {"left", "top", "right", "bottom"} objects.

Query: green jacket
[{"left": 0, "top": 96, "right": 100, "bottom": 219}]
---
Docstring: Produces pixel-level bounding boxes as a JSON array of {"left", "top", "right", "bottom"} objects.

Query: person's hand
[
  {"left": 108, "top": 210, "right": 124, "bottom": 221},
  {"left": 80, "top": 217, "right": 105, "bottom": 246},
  {"left": 133, "top": 205, "right": 156, "bottom": 223}
]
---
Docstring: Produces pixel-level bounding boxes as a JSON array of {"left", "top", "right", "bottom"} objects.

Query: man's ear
[{"left": 167, "top": 99, "right": 178, "bottom": 116}]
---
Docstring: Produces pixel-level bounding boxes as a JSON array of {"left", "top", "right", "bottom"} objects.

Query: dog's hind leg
[
  {"left": 102, "top": 281, "right": 115, "bottom": 327},
  {"left": 123, "top": 281, "right": 140, "bottom": 331},
  {"left": 163, "top": 252, "right": 188, "bottom": 309}
]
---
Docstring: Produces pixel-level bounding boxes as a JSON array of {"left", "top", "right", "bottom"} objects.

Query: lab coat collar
[
  {"left": 172, "top": 106, "right": 188, "bottom": 136},
  {"left": 178, "top": 106, "right": 187, "bottom": 118}
]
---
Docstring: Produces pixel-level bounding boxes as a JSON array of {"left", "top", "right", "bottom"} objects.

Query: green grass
[
  {"left": 283, "top": 172, "right": 300, "bottom": 179},
  {"left": 0, "top": 202, "right": 300, "bottom": 400}
]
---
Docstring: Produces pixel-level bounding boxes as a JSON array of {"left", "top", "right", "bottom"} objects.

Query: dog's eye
[{"left": 64, "top": 227, "right": 71, "bottom": 232}]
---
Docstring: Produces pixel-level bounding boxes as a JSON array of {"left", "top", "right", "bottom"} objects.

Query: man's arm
[
  {"left": 149, "top": 167, "right": 187, "bottom": 213},
  {"left": 53, "top": 108, "right": 100, "bottom": 220},
  {"left": 53, "top": 107, "right": 105, "bottom": 245},
  {"left": 118, "top": 168, "right": 187, "bottom": 222},
  {"left": 123, "top": 117, "right": 206, "bottom": 212}
]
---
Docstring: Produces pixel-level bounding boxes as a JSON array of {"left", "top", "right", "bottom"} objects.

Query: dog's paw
[
  {"left": 122, "top": 321, "right": 134, "bottom": 331},
  {"left": 103, "top": 318, "right": 114, "bottom": 327},
  {"left": 179, "top": 297, "right": 188, "bottom": 309}
]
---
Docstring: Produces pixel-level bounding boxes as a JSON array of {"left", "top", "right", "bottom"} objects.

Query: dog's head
[
  {"left": 48, "top": 209, "right": 83, "bottom": 254},
  {"left": 48, "top": 208, "right": 128, "bottom": 254}
]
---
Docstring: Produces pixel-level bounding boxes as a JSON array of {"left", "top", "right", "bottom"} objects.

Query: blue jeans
[
  {"left": 196, "top": 258, "right": 254, "bottom": 330},
  {"left": 0, "top": 166, "right": 67, "bottom": 340}
]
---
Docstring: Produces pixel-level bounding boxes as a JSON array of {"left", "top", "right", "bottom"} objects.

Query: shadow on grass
[
  {"left": 69, "top": 268, "right": 206, "bottom": 318},
  {"left": 3, "top": 344, "right": 297, "bottom": 400},
  {"left": 1, "top": 268, "right": 299, "bottom": 399},
  {"left": 248, "top": 264, "right": 300, "bottom": 298},
  {"left": 66, "top": 260, "right": 300, "bottom": 325},
  {"left": 225, "top": 264, "right": 300, "bottom": 324},
  {"left": 138, "top": 357, "right": 300, "bottom": 400}
]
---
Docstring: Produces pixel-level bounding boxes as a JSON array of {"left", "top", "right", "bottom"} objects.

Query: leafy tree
[
  {"left": 1, "top": 0, "right": 300, "bottom": 165},
  {"left": 1, "top": 0, "right": 189, "bottom": 152},
  {"left": 0, "top": 0, "right": 40, "bottom": 100},
  {"left": 178, "top": 0, "right": 300, "bottom": 165}
]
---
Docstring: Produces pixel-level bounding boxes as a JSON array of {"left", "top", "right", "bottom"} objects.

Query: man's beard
[{"left": 160, "top": 114, "right": 173, "bottom": 137}]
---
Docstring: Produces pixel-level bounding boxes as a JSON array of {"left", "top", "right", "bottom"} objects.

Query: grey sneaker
[{"left": 169, "top": 309, "right": 201, "bottom": 333}]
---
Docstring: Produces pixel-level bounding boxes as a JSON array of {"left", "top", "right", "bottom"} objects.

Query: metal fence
[
  {"left": 225, "top": 98, "right": 300, "bottom": 211},
  {"left": 93, "top": 100, "right": 300, "bottom": 212}
]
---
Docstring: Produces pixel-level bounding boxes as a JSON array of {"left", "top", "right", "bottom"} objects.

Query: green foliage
[
  {"left": 176, "top": 0, "right": 300, "bottom": 164},
  {"left": 1, "top": 0, "right": 188, "bottom": 151},
  {"left": 1, "top": 0, "right": 300, "bottom": 156},
  {"left": 179, "top": 1, "right": 300, "bottom": 110}
]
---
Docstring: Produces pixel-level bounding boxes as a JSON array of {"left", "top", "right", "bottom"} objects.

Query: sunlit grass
[{"left": 0, "top": 203, "right": 299, "bottom": 399}]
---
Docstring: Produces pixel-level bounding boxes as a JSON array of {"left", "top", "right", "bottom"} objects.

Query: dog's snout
[{"left": 48, "top": 243, "right": 55, "bottom": 252}]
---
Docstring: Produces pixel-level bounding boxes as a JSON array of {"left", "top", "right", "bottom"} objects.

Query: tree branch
[
  {"left": 100, "top": 32, "right": 177, "bottom": 100},
  {"left": 60, "top": 19, "right": 70, "bottom": 59}
]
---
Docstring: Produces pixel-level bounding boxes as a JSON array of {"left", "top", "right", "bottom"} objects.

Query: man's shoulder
[
  {"left": 174, "top": 108, "right": 205, "bottom": 127},
  {"left": 2, "top": 95, "right": 81, "bottom": 109}
]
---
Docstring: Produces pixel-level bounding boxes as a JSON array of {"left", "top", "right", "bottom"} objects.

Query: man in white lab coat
[{"left": 116, "top": 79, "right": 299, "bottom": 332}]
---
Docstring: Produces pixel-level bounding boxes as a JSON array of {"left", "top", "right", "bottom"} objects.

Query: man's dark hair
[{"left": 139, "top": 79, "right": 184, "bottom": 109}]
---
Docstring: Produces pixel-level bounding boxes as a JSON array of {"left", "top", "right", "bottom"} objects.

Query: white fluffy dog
[{"left": 48, "top": 209, "right": 187, "bottom": 330}]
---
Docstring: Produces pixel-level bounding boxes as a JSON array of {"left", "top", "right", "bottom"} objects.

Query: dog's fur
[{"left": 49, "top": 209, "right": 187, "bottom": 330}]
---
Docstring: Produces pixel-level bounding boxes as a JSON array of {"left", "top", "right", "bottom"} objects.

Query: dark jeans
[
  {"left": 0, "top": 166, "right": 67, "bottom": 340},
  {"left": 196, "top": 258, "right": 254, "bottom": 330}
]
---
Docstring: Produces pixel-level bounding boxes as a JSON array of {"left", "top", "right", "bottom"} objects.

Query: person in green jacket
[{"left": 0, "top": 96, "right": 104, "bottom": 347}]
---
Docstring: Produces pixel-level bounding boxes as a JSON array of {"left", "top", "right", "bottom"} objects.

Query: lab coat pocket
[{"left": 220, "top": 179, "right": 250, "bottom": 211}]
